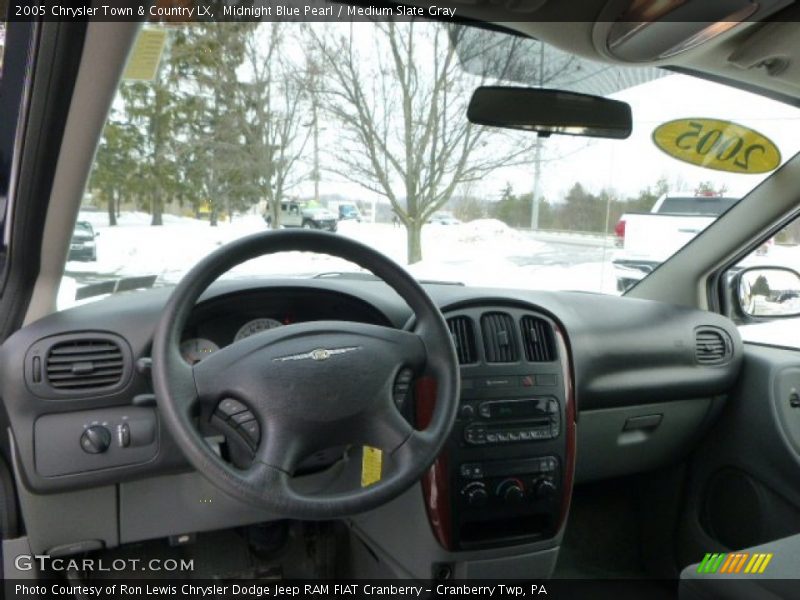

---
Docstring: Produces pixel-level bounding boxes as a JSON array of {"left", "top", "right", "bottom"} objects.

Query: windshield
[{"left": 58, "top": 18, "right": 800, "bottom": 308}]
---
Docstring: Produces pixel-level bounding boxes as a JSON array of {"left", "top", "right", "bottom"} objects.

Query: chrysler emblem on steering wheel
[
  {"left": 273, "top": 346, "right": 361, "bottom": 362},
  {"left": 311, "top": 348, "right": 331, "bottom": 361}
]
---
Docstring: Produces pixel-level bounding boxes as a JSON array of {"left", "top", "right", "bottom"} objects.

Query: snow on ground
[{"left": 61, "top": 211, "right": 618, "bottom": 308}]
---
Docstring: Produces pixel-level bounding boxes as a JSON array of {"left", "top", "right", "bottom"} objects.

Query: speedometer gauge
[
  {"left": 180, "top": 338, "right": 219, "bottom": 364},
  {"left": 234, "top": 318, "right": 283, "bottom": 342}
]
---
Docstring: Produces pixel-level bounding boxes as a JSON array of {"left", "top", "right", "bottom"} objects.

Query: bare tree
[
  {"left": 238, "top": 24, "right": 312, "bottom": 229},
  {"left": 309, "top": 22, "right": 537, "bottom": 263}
]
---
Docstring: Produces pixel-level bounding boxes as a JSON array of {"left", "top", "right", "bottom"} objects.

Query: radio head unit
[
  {"left": 478, "top": 397, "right": 557, "bottom": 420},
  {"left": 464, "top": 397, "right": 560, "bottom": 446}
]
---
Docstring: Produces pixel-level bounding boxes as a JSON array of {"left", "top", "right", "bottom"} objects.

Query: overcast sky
[
  {"left": 123, "top": 22, "right": 800, "bottom": 208},
  {"left": 510, "top": 72, "right": 800, "bottom": 202},
  {"left": 306, "top": 36, "right": 800, "bottom": 206}
]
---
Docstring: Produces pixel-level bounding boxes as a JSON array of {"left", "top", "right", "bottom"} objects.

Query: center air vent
[
  {"left": 520, "top": 315, "right": 555, "bottom": 362},
  {"left": 695, "top": 327, "right": 732, "bottom": 365},
  {"left": 45, "top": 338, "right": 125, "bottom": 390},
  {"left": 447, "top": 316, "right": 477, "bottom": 364},
  {"left": 481, "top": 312, "right": 518, "bottom": 363}
]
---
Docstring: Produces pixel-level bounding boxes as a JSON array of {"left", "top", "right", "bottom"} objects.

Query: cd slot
[{"left": 478, "top": 397, "right": 557, "bottom": 420}]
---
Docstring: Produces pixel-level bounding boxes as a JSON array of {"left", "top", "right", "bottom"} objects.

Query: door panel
[{"left": 678, "top": 344, "right": 800, "bottom": 568}]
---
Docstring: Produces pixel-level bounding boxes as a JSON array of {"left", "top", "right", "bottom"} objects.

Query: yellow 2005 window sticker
[
  {"left": 361, "top": 446, "right": 383, "bottom": 487},
  {"left": 652, "top": 118, "right": 781, "bottom": 174}
]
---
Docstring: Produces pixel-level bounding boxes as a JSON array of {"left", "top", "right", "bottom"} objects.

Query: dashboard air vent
[
  {"left": 481, "top": 312, "right": 518, "bottom": 363},
  {"left": 695, "top": 328, "right": 731, "bottom": 365},
  {"left": 520, "top": 316, "right": 555, "bottom": 362},
  {"left": 45, "top": 338, "right": 125, "bottom": 390},
  {"left": 447, "top": 316, "right": 477, "bottom": 364}
]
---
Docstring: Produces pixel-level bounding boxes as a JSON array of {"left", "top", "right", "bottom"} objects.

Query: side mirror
[
  {"left": 94, "top": 232, "right": 100, "bottom": 238},
  {"left": 735, "top": 267, "right": 800, "bottom": 318}
]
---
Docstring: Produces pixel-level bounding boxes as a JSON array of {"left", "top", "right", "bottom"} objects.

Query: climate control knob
[
  {"left": 80, "top": 425, "right": 112, "bottom": 454},
  {"left": 498, "top": 479, "right": 525, "bottom": 505},
  {"left": 463, "top": 483, "right": 489, "bottom": 508},
  {"left": 533, "top": 477, "right": 557, "bottom": 501}
]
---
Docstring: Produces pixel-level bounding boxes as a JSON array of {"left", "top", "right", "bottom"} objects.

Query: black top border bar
[{"left": 6, "top": 0, "right": 800, "bottom": 23}]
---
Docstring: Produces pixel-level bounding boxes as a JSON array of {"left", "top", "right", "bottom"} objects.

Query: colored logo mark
[{"left": 697, "top": 552, "right": 773, "bottom": 574}]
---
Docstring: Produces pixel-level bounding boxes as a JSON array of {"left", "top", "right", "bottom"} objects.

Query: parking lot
[{"left": 61, "top": 213, "right": 621, "bottom": 308}]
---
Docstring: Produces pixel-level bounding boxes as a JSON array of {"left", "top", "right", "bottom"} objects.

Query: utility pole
[
  {"left": 530, "top": 40, "right": 545, "bottom": 230},
  {"left": 308, "top": 58, "right": 321, "bottom": 205},
  {"left": 531, "top": 138, "right": 542, "bottom": 230},
  {"left": 312, "top": 95, "right": 320, "bottom": 205}
]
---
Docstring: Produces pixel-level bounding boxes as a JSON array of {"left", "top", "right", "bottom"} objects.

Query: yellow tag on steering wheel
[{"left": 361, "top": 446, "right": 383, "bottom": 487}]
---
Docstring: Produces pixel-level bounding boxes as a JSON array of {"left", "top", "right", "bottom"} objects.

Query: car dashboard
[{"left": 0, "top": 278, "right": 743, "bottom": 576}]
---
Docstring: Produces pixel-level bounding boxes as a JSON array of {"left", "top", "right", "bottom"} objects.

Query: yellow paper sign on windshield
[
  {"left": 652, "top": 118, "right": 781, "bottom": 174},
  {"left": 361, "top": 446, "right": 382, "bottom": 487},
  {"left": 123, "top": 29, "right": 168, "bottom": 81}
]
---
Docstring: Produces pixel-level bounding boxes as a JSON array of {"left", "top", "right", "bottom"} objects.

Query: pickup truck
[{"left": 613, "top": 194, "right": 738, "bottom": 291}]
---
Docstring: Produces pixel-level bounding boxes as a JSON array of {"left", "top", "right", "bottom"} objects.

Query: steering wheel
[{"left": 151, "top": 230, "right": 459, "bottom": 518}]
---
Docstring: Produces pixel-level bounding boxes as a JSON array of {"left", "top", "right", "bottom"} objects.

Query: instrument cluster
[{"left": 178, "top": 288, "right": 389, "bottom": 364}]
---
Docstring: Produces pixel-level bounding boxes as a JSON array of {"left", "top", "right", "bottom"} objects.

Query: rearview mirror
[
  {"left": 736, "top": 267, "right": 800, "bottom": 318},
  {"left": 467, "top": 87, "right": 632, "bottom": 139}
]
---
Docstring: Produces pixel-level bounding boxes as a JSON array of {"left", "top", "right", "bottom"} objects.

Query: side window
[{"left": 730, "top": 219, "right": 800, "bottom": 348}]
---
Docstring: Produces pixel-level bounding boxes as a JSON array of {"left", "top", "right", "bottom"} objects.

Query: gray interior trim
[
  {"left": 575, "top": 398, "right": 723, "bottom": 483},
  {"left": 120, "top": 472, "right": 282, "bottom": 545},
  {"left": 349, "top": 482, "right": 563, "bottom": 579},
  {"left": 24, "top": 22, "right": 140, "bottom": 324},
  {"left": 677, "top": 344, "right": 800, "bottom": 570},
  {"left": 9, "top": 430, "right": 118, "bottom": 555},
  {"left": 2, "top": 536, "right": 37, "bottom": 579}
]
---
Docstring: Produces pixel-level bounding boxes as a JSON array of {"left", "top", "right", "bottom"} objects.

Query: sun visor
[
  {"left": 450, "top": 25, "right": 665, "bottom": 92},
  {"left": 594, "top": 0, "right": 795, "bottom": 63},
  {"left": 728, "top": 7, "right": 800, "bottom": 88}
]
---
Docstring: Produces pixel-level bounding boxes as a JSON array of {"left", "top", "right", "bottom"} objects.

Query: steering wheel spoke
[
  {"left": 358, "top": 386, "right": 415, "bottom": 451},
  {"left": 251, "top": 418, "right": 310, "bottom": 475},
  {"left": 158, "top": 348, "right": 201, "bottom": 419},
  {"left": 391, "top": 429, "right": 436, "bottom": 473},
  {"left": 241, "top": 458, "right": 292, "bottom": 498},
  {"left": 385, "top": 328, "right": 428, "bottom": 372}
]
